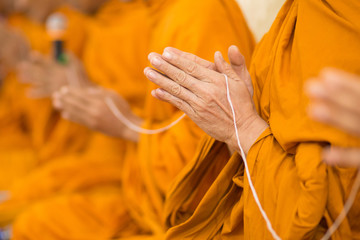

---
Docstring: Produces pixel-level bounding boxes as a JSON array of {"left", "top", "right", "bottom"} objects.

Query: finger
[
  {"left": 61, "top": 109, "right": 92, "bottom": 127},
  {"left": 228, "top": 45, "right": 253, "bottom": 94},
  {"left": 145, "top": 67, "right": 198, "bottom": 103},
  {"left": 323, "top": 147, "right": 360, "bottom": 168},
  {"left": 59, "top": 87, "right": 93, "bottom": 107},
  {"left": 148, "top": 53, "right": 204, "bottom": 92},
  {"left": 308, "top": 101, "right": 360, "bottom": 137},
  {"left": 214, "top": 51, "right": 241, "bottom": 82},
  {"left": 157, "top": 50, "right": 215, "bottom": 82},
  {"left": 228, "top": 45, "right": 247, "bottom": 76},
  {"left": 321, "top": 68, "right": 360, "bottom": 94},
  {"left": 54, "top": 87, "right": 92, "bottom": 111},
  {"left": 320, "top": 69, "right": 360, "bottom": 115},
  {"left": 164, "top": 47, "right": 216, "bottom": 70},
  {"left": 306, "top": 79, "right": 360, "bottom": 119},
  {"left": 151, "top": 88, "right": 194, "bottom": 117},
  {"left": 27, "top": 87, "right": 51, "bottom": 99}
]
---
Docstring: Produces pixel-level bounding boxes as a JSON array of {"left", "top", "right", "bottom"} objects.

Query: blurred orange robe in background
[
  {"left": 164, "top": 0, "right": 360, "bottom": 239},
  {"left": 3, "top": 0, "right": 255, "bottom": 239},
  {"left": 0, "top": 6, "right": 90, "bottom": 190},
  {"left": 2, "top": 1, "right": 151, "bottom": 239}
]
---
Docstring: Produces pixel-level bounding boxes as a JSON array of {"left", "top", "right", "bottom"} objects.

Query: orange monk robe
[
  {"left": 8, "top": 7, "right": 91, "bottom": 163},
  {"left": 0, "top": 8, "right": 91, "bottom": 190},
  {"left": 4, "top": 0, "right": 150, "bottom": 202},
  {"left": 164, "top": 0, "right": 360, "bottom": 239},
  {"left": 3, "top": 1, "right": 152, "bottom": 239},
  {"left": 6, "top": 0, "right": 255, "bottom": 239},
  {"left": 120, "top": 0, "right": 255, "bottom": 236}
]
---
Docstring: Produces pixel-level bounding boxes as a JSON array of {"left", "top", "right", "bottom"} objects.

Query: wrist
[
  {"left": 123, "top": 115, "right": 143, "bottom": 143},
  {"left": 226, "top": 112, "right": 268, "bottom": 155}
]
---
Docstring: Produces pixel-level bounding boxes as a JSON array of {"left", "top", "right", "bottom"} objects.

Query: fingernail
[
  {"left": 163, "top": 51, "right": 173, "bottom": 60},
  {"left": 151, "top": 90, "right": 156, "bottom": 97},
  {"left": 156, "top": 88, "right": 165, "bottom": 96},
  {"left": 151, "top": 57, "right": 161, "bottom": 67},
  {"left": 147, "top": 53, "right": 154, "bottom": 61},
  {"left": 147, "top": 71, "right": 157, "bottom": 79},
  {"left": 215, "top": 51, "right": 224, "bottom": 60},
  {"left": 230, "top": 45, "right": 239, "bottom": 52}
]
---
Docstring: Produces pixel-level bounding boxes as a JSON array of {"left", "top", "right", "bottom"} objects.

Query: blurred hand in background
[{"left": 306, "top": 68, "right": 360, "bottom": 167}]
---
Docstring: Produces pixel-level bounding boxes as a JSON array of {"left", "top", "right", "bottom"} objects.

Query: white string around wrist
[{"left": 223, "top": 73, "right": 360, "bottom": 240}]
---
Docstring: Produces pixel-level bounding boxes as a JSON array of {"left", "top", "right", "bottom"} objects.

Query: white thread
[
  {"left": 105, "top": 97, "right": 186, "bottom": 135},
  {"left": 64, "top": 61, "right": 185, "bottom": 135},
  {"left": 224, "top": 73, "right": 360, "bottom": 240},
  {"left": 224, "top": 73, "right": 282, "bottom": 240}
]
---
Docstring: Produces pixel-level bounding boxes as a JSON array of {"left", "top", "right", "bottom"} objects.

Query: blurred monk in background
[
  {"left": 0, "top": 0, "right": 256, "bottom": 239},
  {"left": 0, "top": 0, "right": 91, "bottom": 229},
  {"left": 1, "top": 0, "right": 151, "bottom": 239}
]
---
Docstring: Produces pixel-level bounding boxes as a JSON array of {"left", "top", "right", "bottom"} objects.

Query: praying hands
[{"left": 145, "top": 46, "right": 268, "bottom": 154}]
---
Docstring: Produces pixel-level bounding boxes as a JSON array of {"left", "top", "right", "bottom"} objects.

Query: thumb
[
  {"left": 228, "top": 45, "right": 246, "bottom": 78},
  {"left": 214, "top": 51, "right": 240, "bottom": 81},
  {"left": 228, "top": 45, "right": 253, "bottom": 96}
]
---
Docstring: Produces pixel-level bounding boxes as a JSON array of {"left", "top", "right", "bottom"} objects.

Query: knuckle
[
  {"left": 174, "top": 71, "right": 187, "bottom": 83},
  {"left": 186, "top": 62, "right": 197, "bottom": 74},
  {"left": 224, "top": 67, "right": 233, "bottom": 76},
  {"left": 174, "top": 98, "right": 184, "bottom": 110},
  {"left": 171, "top": 84, "right": 182, "bottom": 96}
]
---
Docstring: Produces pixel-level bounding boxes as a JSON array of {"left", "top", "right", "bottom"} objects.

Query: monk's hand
[
  {"left": 322, "top": 147, "right": 360, "bottom": 168},
  {"left": 18, "top": 52, "right": 90, "bottom": 98},
  {"left": 145, "top": 46, "right": 267, "bottom": 154},
  {"left": 306, "top": 68, "right": 360, "bottom": 167},
  {"left": 52, "top": 86, "right": 142, "bottom": 142},
  {"left": 18, "top": 52, "right": 68, "bottom": 98}
]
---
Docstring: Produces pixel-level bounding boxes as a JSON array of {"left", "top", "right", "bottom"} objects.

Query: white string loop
[
  {"left": 105, "top": 97, "right": 186, "bottom": 135},
  {"left": 223, "top": 73, "right": 360, "bottom": 240},
  {"left": 64, "top": 63, "right": 186, "bottom": 135}
]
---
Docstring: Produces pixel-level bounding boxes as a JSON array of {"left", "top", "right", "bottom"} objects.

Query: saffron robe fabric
[
  {"left": 0, "top": 6, "right": 90, "bottom": 190},
  {"left": 164, "top": 0, "right": 360, "bottom": 239},
  {"left": 6, "top": 0, "right": 256, "bottom": 239}
]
